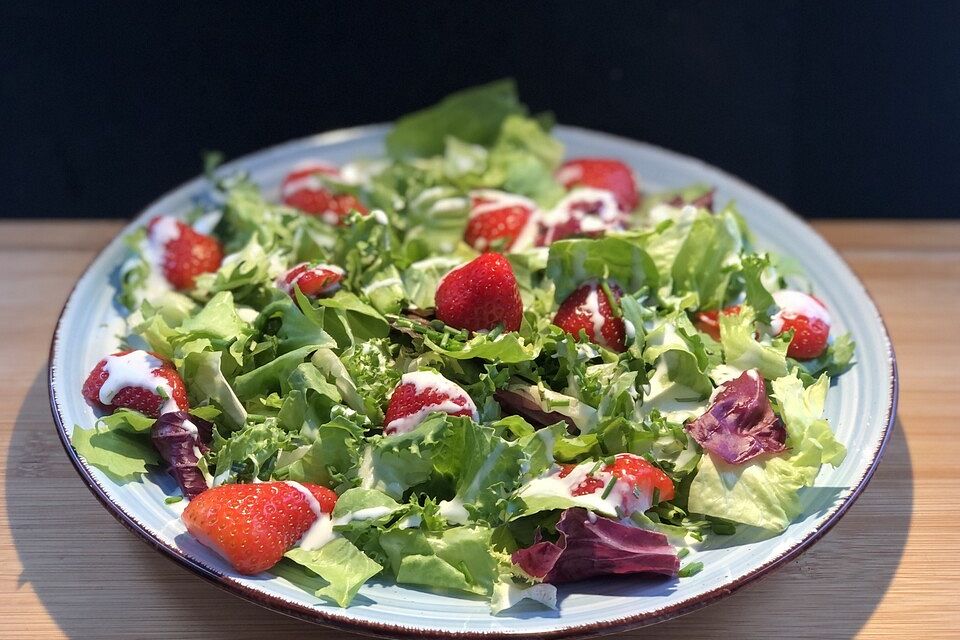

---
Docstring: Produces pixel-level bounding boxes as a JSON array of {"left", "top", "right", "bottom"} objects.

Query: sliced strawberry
[
  {"left": 82, "top": 350, "right": 189, "bottom": 418},
  {"left": 277, "top": 262, "right": 345, "bottom": 298},
  {"left": 281, "top": 162, "right": 367, "bottom": 225},
  {"left": 147, "top": 216, "right": 223, "bottom": 290},
  {"left": 556, "top": 453, "right": 674, "bottom": 516},
  {"left": 553, "top": 282, "right": 626, "bottom": 352},
  {"left": 694, "top": 304, "right": 743, "bottom": 341},
  {"left": 771, "top": 290, "right": 831, "bottom": 359},
  {"left": 464, "top": 190, "right": 537, "bottom": 252},
  {"left": 556, "top": 158, "right": 640, "bottom": 212},
  {"left": 537, "top": 189, "right": 626, "bottom": 245},
  {"left": 182, "top": 481, "right": 337, "bottom": 575},
  {"left": 383, "top": 371, "right": 478, "bottom": 436},
  {"left": 435, "top": 253, "right": 523, "bottom": 332}
]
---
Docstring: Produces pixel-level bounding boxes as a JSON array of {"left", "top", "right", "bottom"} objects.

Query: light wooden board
[{"left": 0, "top": 220, "right": 957, "bottom": 639}]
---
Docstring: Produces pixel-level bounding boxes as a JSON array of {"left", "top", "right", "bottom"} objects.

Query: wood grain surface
[{"left": 0, "top": 220, "right": 957, "bottom": 639}]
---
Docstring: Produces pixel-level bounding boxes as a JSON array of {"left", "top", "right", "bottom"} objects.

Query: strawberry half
[
  {"left": 435, "top": 253, "right": 523, "bottom": 332},
  {"left": 537, "top": 189, "right": 626, "bottom": 245},
  {"left": 281, "top": 161, "right": 367, "bottom": 225},
  {"left": 771, "top": 290, "right": 831, "bottom": 359},
  {"left": 182, "top": 481, "right": 337, "bottom": 575},
  {"left": 694, "top": 305, "right": 742, "bottom": 341},
  {"left": 277, "top": 262, "right": 345, "bottom": 298},
  {"left": 463, "top": 190, "right": 537, "bottom": 252},
  {"left": 82, "top": 350, "right": 189, "bottom": 418},
  {"left": 383, "top": 371, "right": 478, "bottom": 436},
  {"left": 556, "top": 158, "right": 640, "bottom": 212},
  {"left": 553, "top": 281, "right": 627, "bottom": 352},
  {"left": 147, "top": 216, "right": 223, "bottom": 290},
  {"left": 555, "top": 453, "right": 674, "bottom": 516}
]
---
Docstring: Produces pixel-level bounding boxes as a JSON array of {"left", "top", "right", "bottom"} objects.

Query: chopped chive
[
  {"left": 165, "top": 496, "right": 183, "bottom": 504},
  {"left": 600, "top": 476, "right": 618, "bottom": 500},
  {"left": 602, "top": 455, "right": 616, "bottom": 466},
  {"left": 651, "top": 487, "right": 660, "bottom": 505},
  {"left": 486, "top": 324, "right": 504, "bottom": 340},
  {"left": 677, "top": 548, "right": 690, "bottom": 559},
  {"left": 599, "top": 280, "right": 623, "bottom": 318},
  {"left": 589, "top": 460, "right": 603, "bottom": 475},
  {"left": 678, "top": 561, "right": 704, "bottom": 578}
]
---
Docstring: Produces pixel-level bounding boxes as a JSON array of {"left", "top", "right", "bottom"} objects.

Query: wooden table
[{"left": 1, "top": 220, "right": 957, "bottom": 639}]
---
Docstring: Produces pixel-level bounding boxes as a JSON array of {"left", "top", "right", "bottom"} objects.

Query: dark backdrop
[{"left": 2, "top": 2, "right": 959, "bottom": 220}]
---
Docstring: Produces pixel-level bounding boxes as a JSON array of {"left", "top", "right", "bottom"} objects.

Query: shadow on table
[{"left": 8, "top": 368, "right": 912, "bottom": 640}]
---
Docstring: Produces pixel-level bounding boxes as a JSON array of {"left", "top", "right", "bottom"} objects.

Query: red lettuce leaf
[
  {"left": 667, "top": 189, "right": 715, "bottom": 212},
  {"left": 685, "top": 369, "right": 787, "bottom": 464},
  {"left": 494, "top": 389, "right": 577, "bottom": 432},
  {"left": 511, "top": 508, "right": 679, "bottom": 583},
  {"left": 151, "top": 411, "right": 213, "bottom": 499}
]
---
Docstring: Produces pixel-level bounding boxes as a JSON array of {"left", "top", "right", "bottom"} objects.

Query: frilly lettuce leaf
[{"left": 719, "top": 305, "right": 790, "bottom": 379}]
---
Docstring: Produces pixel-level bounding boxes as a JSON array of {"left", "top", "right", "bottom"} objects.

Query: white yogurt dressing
[
  {"left": 383, "top": 371, "right": 479, "bottom": 435},
  {"left": 770, "top": 290, "right": 832, "bottom": 334},
  {"left": 98, "top": 350, "right": 181, "bottom": 413},
  {"left": 284, "top": 481, "right": 396, "bottom": 551},
  {"left": 518, "top": 460, "right": 643, "bottom": 518},
  {"left": 468, "top": 189, "right": 536, "bottom": 218},
  {"left": 582, "top": 283, "right": 608, "bottom": 346}
]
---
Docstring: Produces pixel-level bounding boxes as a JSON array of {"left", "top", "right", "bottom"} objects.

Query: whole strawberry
[
  {"left": 553, "top": 281, "right": 626, "bottom": 352},
  {"left": 463, "top": 190, "right": 537, "bottom": 252},
  {"left": 383, "top": 371, "right": 478, "bottom": 435},
  {"left": 147, "top": 216, "right": 223, "bottom": 290},
  {"left": 82, "top": 350, "right": 189, "bottom": 417},
  {"left": 435, "top": 253, "right": 523, "bottom": 332},
  {"left": 555, "top": 157, "right": 640, "bottom": 212},
  {"left": 182, "top": 481, "right": 338, "bottom": 575}
]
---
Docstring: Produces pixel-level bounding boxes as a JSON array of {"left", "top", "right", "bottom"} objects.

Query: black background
[{"left": 2, "top": 2, "right": 959, "bottom": 220}]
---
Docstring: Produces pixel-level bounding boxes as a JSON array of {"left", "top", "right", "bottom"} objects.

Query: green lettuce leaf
[
  {"left": 386, "top": 79, "right": 528, "bottom": 158},
  {"left": 546, "top": 236, "right": 659, "bottom": 302},
  {"left": 379, "top": 526, "right": 500, "bottom": 596},
  {"left": 719, "top": 305, "right": 790, "bottom": 379},
  {"left": 71, "top": 423, "right": 160, "bottom": 482},
  {"left": 282, "top": 538, "right": 382, "bottom": 607}
]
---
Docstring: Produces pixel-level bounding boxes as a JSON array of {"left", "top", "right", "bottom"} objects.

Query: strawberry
[
  {"left": 463, "top": 190, "right": 537, "bottom": 252},
  {"left": 553, "top": 282, "right": 626, "bottom": 352},
  {"left": 771, "top": 290, "right": 831, "bottom": 359},
  {"left": 277, "top": 262, "right": 345, "bottom": 298},
  {"left": 694, "top": 305, "right": 742, "bottom": 341},
  {"left": 82, "top": 350, "right": 189, "bottom": 418},
  {"left": 537, "top": 189, "right": 626, "bottom": 245},
  {"left": 182, "top": 481, "right": 337, "bottom": 575},
  {"left": 147, "top": 216, "right": 223, "bottom": 290},
  {"left": 435, "top": 253, "right": 523, "bottom": 332},
  {"left": 556, "top": 158, "right": 640, "bottom": 212},
  {"left": 281, "top": 162, "right": 367, "bottom": 225},
  {"left": 383, "top": 371, "right": 479, "bottom": 436},
  {"left": 556, "top": 453, "right": 674, "bottom": 516}
]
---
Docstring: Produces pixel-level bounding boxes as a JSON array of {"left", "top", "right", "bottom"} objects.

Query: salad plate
[{"left": 50, "top": 85, "right": 896, "bottom": 638}]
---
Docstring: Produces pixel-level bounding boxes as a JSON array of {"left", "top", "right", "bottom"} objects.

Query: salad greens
[{"left": 72, "top": 81, "right": 855, "bottom": 612}]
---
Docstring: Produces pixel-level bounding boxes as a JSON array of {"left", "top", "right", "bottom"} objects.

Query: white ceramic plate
[{"left": 49, "top": 124, "right": 897, "bottom": 638}]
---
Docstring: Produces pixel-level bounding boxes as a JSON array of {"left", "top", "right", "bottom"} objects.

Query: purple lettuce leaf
[
  {"left": 684, "top": 369, "right": 787, "bottom": 464},
  {"left": 511, "top": 508, "right": 679, "bottom": 583},
  {"left": 151, "top": 411, "right": 213, "bottom": 499},
  {"left": 494, "top": 389, "right": 577, "bottom": 432},
  {"left": 667, "top": 189, "right": 715, "bottom": 212}
]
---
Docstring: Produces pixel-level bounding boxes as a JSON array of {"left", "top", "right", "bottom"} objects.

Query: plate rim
[{"left": 47, "top": 123, "right": 899, "bottom": 639}]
